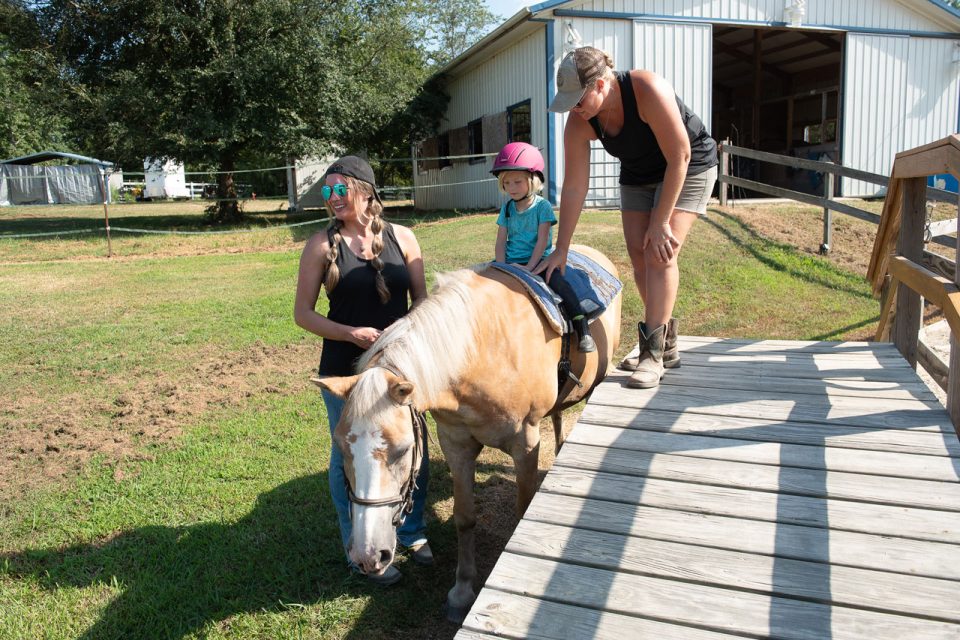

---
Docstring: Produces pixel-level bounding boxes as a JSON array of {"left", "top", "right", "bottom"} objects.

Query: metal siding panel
[
  {"left": 567, "top": 0, "right": 948, "bottom": 31},
  {"left": 634, "top": 20, "right": 712, "bottom": 130},
  {"left": 552, "top": 17, "right": 633, "bottom": 206},
  {"left": 842, "top": 34, "right": 909, "bottom": 196},
  {"left": 419, "top": 29, "right": 546, "bottom": 210},
  {"left": 904, "top": 38, "right": 960, "bottom": 151}
]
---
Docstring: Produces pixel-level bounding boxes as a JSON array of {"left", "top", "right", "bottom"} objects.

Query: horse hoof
[{"left": 442, "top": 601, "right": 469, "bottom": 624}]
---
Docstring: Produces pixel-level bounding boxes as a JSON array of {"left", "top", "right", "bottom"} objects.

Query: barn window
[
  {"left": 468, "top": 119, "right": 484, "bottom": 164},
  {"left": 507, "top": 100, "right": 531, "bottom": 143},
  {"left": 438, "top": 133, "right": 451, "bottom": 169}
]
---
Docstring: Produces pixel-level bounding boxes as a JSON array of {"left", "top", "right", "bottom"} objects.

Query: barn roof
[
  {"left": 0, "top": 150, "right": 114, "bottom": 168},
  {"left": 441, "top": 0, "right": 960, "bottom": 80}
]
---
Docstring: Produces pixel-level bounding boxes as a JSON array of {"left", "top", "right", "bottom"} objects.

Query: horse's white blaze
[
  {"left": 346, "top": 418, "right": 397, "bottom": 564},
  {"left": 347, "top": 419, "right": 387, "bottom": 500}
]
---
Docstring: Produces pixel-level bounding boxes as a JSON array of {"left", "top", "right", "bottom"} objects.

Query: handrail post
[
  {"left": 949, "top": 196, "right": 960, "bottom": 433},
  {"left": 719, "top": 140, "right": 729, "bottom": 206},
  {"left": 820, "top": 172, "right": 834, "bottom": 254},
  {"left": 891, "top": 177, "right": 927, "bottom": 367}
]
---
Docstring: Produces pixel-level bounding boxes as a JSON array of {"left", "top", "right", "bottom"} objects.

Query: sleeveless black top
[
  {"left": 590, "top": 71, "right": 717, "bottom": 186},
  {"left": 318, "top": 222, "right": 411, "bottom": 376}
]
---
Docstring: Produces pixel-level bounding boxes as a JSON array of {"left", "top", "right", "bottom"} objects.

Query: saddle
[
  {"left": 488, "top": 250, "right": 621, "bottom": 335},
  {"left": 488, "top": 250, "right": 622, "bottom": 392}
]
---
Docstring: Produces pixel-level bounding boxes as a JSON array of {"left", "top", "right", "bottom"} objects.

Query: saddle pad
[{"left": 488, "top": 249, "right": 622, "bottom": 335}]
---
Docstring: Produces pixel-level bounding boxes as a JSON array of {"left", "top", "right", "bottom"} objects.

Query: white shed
[
  {"left": 143, "top": 158, "right": 190, "bottom": 200},
  {"left": 415, "top": 0, "right": 960, "bottom": 209}
]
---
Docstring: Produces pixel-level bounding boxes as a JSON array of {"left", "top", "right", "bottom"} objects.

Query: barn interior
[{"left": 712, "top": 26, "right": 843, "bottom": 196}]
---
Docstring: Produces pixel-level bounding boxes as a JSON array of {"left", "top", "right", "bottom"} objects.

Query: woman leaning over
[
  {"left": 536, "top": 46, "right": 718, "bottom": 389},
  {"left": 293, "top": 155, "right": 431, "bottom": 586}
]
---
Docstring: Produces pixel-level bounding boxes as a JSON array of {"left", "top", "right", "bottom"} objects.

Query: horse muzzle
[{"left": 349, "top": 505, "right": 398, "bottom": 574}]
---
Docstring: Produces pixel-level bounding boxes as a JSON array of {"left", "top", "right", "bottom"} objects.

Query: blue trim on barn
[
  {"left": 926, "top": 0, "right": 960, "bottom": 20},
  {"left": 552, "top": 9, "right": 960, "bottom": 38},
  {"left": 541, "top": 18, "right": 558, "bottom": 204},
  {"left": 529, "top": 0, "right": 571, "bottom": 14}
]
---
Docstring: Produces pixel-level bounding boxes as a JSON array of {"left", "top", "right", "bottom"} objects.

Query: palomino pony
[{"left": 315, "top": 245, "right": 621, "bottom": 621}]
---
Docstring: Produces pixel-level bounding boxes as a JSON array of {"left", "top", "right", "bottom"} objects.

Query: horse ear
[
  {"left": 312, "top": 374, "right": 360, "bottom": 399},
  {"left": 389, "top": 380, "right": 415, "bottom": 406}
]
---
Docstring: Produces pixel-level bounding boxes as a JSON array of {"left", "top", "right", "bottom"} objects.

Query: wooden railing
[
  {"left": 718, "top": 142, "right": 955, "bottom": 255},
  {"left": 867, "top": 134, "right": 960, "bottom": 433}
]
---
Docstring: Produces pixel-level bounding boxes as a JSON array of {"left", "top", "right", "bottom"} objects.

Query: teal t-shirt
[{"left": 496, "top": 195, "right": 557, "bottom": 264}]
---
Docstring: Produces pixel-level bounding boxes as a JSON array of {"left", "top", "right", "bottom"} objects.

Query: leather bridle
[{"left": 343, "top": 365, "right": 426, "bottom": 528}]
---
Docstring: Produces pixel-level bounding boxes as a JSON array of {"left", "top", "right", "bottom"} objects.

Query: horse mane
[{"left": 354, "top": 268, "right": 482, "bottom": 410}]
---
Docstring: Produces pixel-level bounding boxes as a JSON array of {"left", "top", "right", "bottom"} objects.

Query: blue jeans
[{"left": 321, "top": 389, "right": 429, "bottom": 560}]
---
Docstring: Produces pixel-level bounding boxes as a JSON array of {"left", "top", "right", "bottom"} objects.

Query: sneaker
[
  {"left": 408, "top": 542, "right": 434, "bottom": 566},
  {"left": 363, "top": 564, "right": 402, "bottom": 586},
  {"left": 578, "top": 333, "right": 596, "bottom": 353}
]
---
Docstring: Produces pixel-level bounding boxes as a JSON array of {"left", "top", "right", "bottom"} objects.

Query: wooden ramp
[{"left": 454, "top": 336, "right": 960, "bottom": 640}]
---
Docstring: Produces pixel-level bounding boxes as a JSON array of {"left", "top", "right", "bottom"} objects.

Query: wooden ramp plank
[
  {"left": 579, "top": 403, "right": 960, "bottom": 456},
  {"left": 523, "top": 492, "right": 960, "bottom": 580},
  {"left": 552, "top": 441, "right": 960, "bottom": 510},
  {"left": 483, "top": 553, "right": 960, "bottom": 640},
  {"left": 458, "top": 589, "right": 741, "bottom": 640},
  {"left": 655, "top": 366, "right": 939, "bottom": 401},
  {"left": 566, "top": 422, "right": 960, "bottom": 481},
  {"left": 540, "top": 466, "right": 960, "bottom": 543},
  {"left": 505, "top": 519, "right": 960, "bottom": 622},
  {"left": 675, "top": 336, "right": 901, "bottom": 354},
  {"left": 591, "top": 374, "right": 954, "bottom": 432}
]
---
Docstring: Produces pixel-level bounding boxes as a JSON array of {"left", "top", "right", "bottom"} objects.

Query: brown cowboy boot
[
  {"left": 619, "top": 318, "right": 679, "bottom": 370},
  {"left": 627, "top": 322, "right": 666, "bottom": 389},
  {"left": 663, "top": 317, "right": 680, "bottom": 369}
]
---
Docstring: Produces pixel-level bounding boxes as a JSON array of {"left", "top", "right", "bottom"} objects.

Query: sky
[{"left": 485, "top": 0, "right": 532, "bottom": 24}]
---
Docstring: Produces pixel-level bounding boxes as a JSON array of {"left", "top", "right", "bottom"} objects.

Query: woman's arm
[
  {"left": 632, "top": 70, "right": 692, "bottom": 262},
  {"left": 535, "top": 116, "right": 593, "bottom": 280},
  {"left": 394, "top": 224, "right": 428, "bottom": 305}
]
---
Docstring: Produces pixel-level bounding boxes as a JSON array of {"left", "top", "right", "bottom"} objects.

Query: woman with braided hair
[{"left": 294, "top": 155, "right": 430, "bottom": 586}]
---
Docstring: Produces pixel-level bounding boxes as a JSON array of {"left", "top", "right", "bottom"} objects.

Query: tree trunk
[{"left": 208, "top": 156, "right": 241, "bottom": 224}]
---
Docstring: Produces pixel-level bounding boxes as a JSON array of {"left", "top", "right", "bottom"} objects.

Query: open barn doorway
[{"left": 712, "top": 26, "right": 843, "bottom": 197}]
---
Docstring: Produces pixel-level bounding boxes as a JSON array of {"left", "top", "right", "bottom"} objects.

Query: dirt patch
[
  {"left": 715, "top": 201, "right": 879, "bottom": 276},
  {"left": 1, "top": 341, "right": 319, "bottom": 499}
]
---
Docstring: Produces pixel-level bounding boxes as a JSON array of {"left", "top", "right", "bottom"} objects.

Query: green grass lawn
[{"left": 0, "top": 202, "right": 881, "bottom": 639}]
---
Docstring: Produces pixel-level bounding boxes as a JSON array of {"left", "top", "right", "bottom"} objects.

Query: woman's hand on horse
[
  {"left": 350, "top": 326, "right": 382, "bottom": 349},
  {"left": 643, "top": 223, "right": 680, "bottom": 263},
  {"left": 533, "top": 249, "right": 567, "bottom": 281}
]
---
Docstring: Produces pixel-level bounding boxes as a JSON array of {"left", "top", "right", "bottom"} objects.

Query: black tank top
[
  {"left": 590, "top": 71, "right": 717, "bottom": 186},
  {"left": 318, "top": 222, "right": 412, "bottom": 376}
]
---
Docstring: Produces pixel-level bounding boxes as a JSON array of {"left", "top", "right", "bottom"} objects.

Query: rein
[{"left": 343, "top": 365, "right": 427, "bottom": 528}]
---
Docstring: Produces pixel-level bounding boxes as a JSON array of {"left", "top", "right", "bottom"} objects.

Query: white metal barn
[{"left": 413, "top": 0, "right": 960, "bottom": 210}]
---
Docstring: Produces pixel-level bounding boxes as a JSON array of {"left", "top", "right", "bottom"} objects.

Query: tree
[
  {"left": 0, "top": 1, "right": 70, "bottom": 158},
  {"left": 26, "top": 0, "right": 494, "bottom": 220},
  {"left": 33, "top": 0, "right": 444, "bottom": 222},
  {"left": 421, "top": 0, "right": 500, "bottom": 66}
]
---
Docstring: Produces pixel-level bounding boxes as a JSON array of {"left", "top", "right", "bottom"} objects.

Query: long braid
[
  {"left": 323, "top": 217, "right": 344, "bottom": 293},
  {"left": 364, "top": 187, "right": 390, "bottom": 304}
]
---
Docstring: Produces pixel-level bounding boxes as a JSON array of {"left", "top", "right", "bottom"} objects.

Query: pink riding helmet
[{"left": 491, "top": 142, "right": 545, "bottom": 182}]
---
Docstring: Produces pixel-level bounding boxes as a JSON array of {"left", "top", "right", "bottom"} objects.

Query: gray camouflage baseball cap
[{"left": 548, "top": 47, "right": 610, "bottom": 113}]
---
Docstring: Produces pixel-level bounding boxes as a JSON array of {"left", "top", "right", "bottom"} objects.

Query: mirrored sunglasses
[{"left": 322, "top": 183, "right": 349, "bottom": 200}]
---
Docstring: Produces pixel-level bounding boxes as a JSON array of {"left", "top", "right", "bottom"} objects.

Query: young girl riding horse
[{"left": 491, "top": 142, "right": 595, "bottom": 353}]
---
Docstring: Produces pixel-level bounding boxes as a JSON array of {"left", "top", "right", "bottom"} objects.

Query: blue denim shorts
[{"left": 620, "top": 165, "right": 718, "bottom": 216}]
